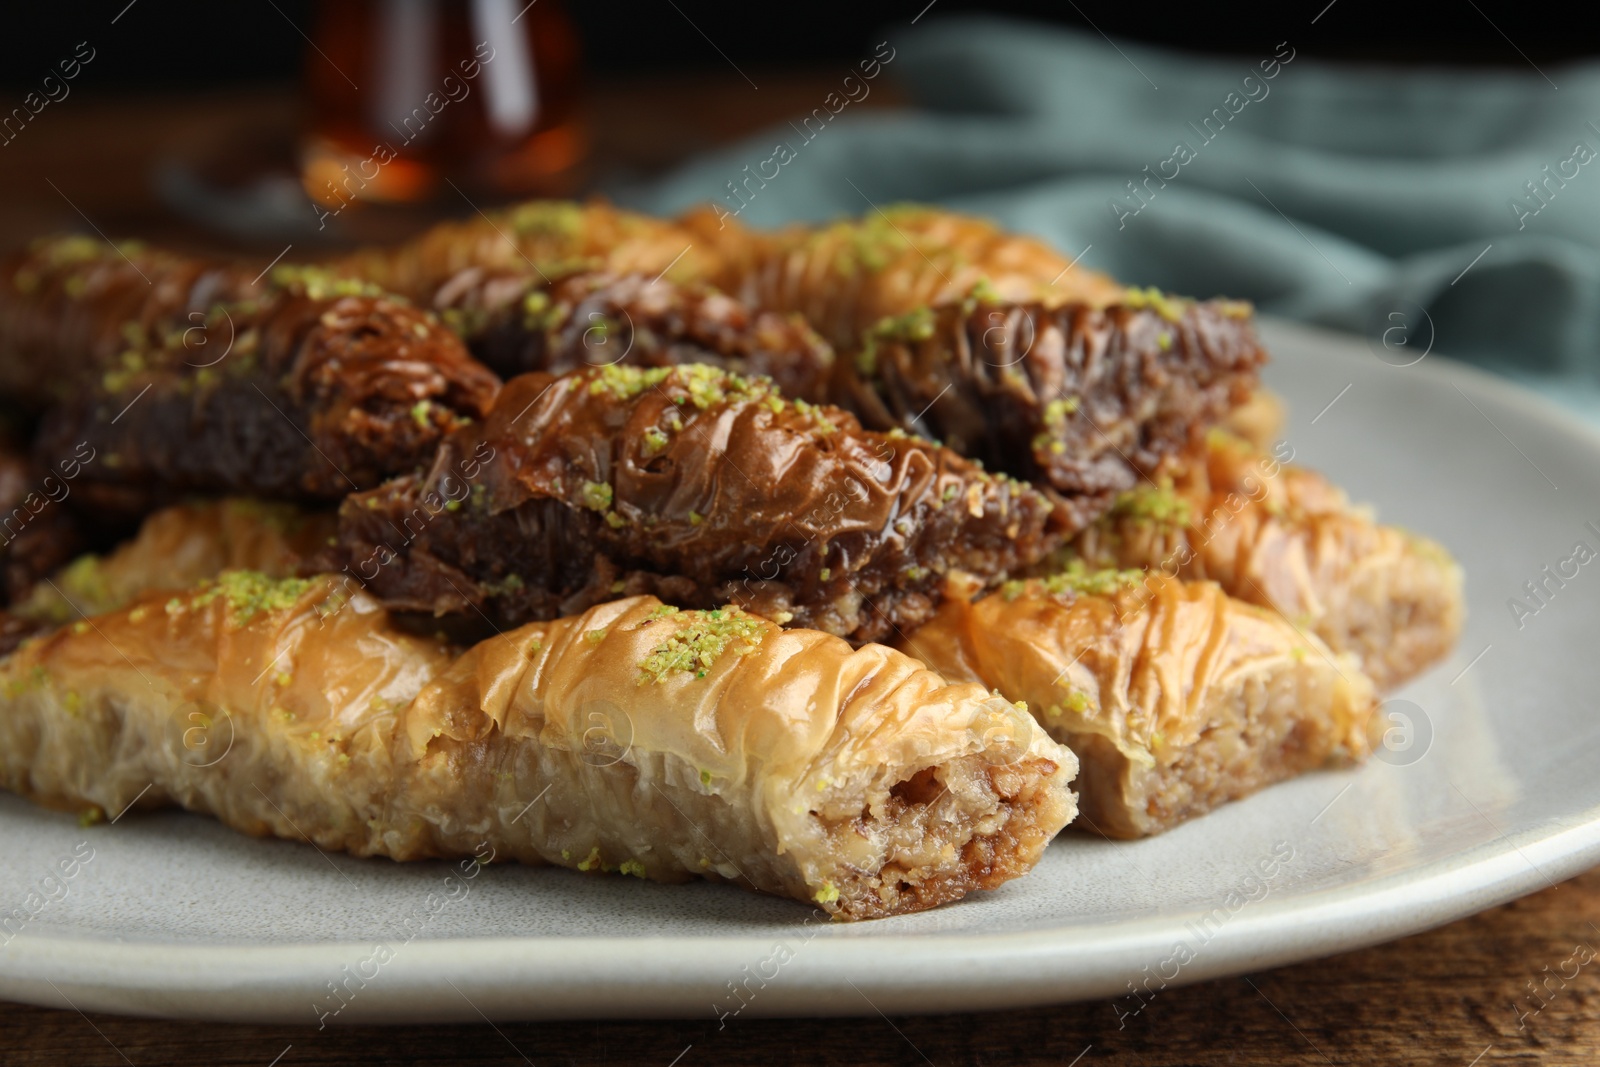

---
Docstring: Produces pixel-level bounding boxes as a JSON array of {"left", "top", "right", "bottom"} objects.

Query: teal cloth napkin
[{"left": 620, "top": 16, "right": 1600, "bottom": 417}]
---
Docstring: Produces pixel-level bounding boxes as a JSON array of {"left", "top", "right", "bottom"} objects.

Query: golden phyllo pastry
[
  {"left": 0, "top": 579, "right": 1077, "bottom": 919},
  {"left": 897, "top": 572, "right": 1376, "bottom": 838},
  {"left": 14, "top": 498, "right": 333, "bottom": 624},
  {"left": 1071, "top": 430, "right": 1465, "bottom": 690},
  {"left": 723, "top": 204, "right": 1126, "bottom": 352},
  {"left": 333, "top": 200, "right": 726, "bottom": 303}
]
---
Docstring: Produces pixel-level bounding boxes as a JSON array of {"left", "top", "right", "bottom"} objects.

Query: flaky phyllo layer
[
  {"left": 0, "top": 561, "right": 1076, "bottom": 919},
  {"left": 898, "top": 571, "right": 1377, "bottom": 838}
]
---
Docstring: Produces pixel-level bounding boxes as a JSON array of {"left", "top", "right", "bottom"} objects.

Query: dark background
[{"left": 2, "top": 0, "right": 1597, "bottom": 89}]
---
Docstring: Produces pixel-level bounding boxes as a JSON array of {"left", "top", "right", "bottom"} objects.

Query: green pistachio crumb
[
  {"left": 1110, "top": 482, "right": 1192, "bottom": 528},
  {"left": 270, "top": 264, "right": 390, "bottom": 301},
  {"left": 190, "top": 571, "right": 320, "bottom": 625},
  {"left": 579, "top": 480, "right": 614, "bottom": 512},
  {"left": 638, "top": 606, "right": 768, "bottom": 683}
]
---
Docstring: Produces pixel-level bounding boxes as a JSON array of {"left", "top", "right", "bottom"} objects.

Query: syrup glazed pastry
[
  {"left": 332, "top": 200, "right": 730, "bottom": 305},
  {"left": 0, "top": 496, "right": 332, "bottom": 656},
  {"left": 430, "top": 267, "right": 836, "bottom": 401},
  {"left": 330, "top": 200, "right": 1122, "bottom": 344},
  {"left": 836, "top": 293, "right": 1266, "bottom": 507},
  {"left": 0, "top": 236, "right": 259, "bottom": 408},
  {"left": 13, "top": 498, "right": 333, "bottom": 624},
  {"left": 332, "top": 363, "right": 1067, "bottom": 644},
  {"left": 896, "top": 571, "right": 1377, "bottom": 838},
  {"left": 714, "top": 204, "right": 1127, "bottom": 352},
  {"left": 28, "top": 267, "right": 499, "bottom": 510},
  {"left": 0, "top": 580, "right": 1077, "bottom": 919},
  {"left": 426, "top": 268, "right": 1263, "bottom": 532},
  {"left": 1069, "top": 430, "right": 1465, "bottom": 691}
]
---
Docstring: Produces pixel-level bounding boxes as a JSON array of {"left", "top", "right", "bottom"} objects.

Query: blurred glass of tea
[{"left": 301, "top": 0, "right": 584, "bottom": 216}]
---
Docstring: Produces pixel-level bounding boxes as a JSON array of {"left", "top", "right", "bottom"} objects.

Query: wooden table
[{"left": 1, "top": 74, "right": 1594, "bottom": 1065}]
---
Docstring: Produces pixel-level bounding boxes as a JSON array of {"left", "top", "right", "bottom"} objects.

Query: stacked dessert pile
[{"left": 0, "top": 202, "right": 1460, "bottom": 918}]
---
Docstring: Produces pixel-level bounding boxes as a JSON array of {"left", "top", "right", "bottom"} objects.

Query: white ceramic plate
[{"left": 3, "top": 319, "right": 1598, "bottom": 1024}]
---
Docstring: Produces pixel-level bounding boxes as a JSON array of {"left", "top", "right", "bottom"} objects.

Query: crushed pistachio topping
[
  {"left": 270, "top": 265, "right": 390, "bottom": 302},
  {"left": 191, "top": 571, "right": 319, "bottom": 625},
  {"left": 38, "top": 234, "right": 107, "bottom": 266},
  {"left": 1043, "top": 397, "right": 1081, "bottom": 425},
  {"left": 790, "top": 397, "right": 839, "bottom": 435},
  {"left": 1110, "top": 482, "right": 1192, "bottom": 528},
  {"left": 481, "top": 573, "right": 526, "bottom": 597},
  {"left": 587, "top": 364, "right": 670, "bottom": 401},
  {"left": 642, "top": 426, "right": 670, "bottom": 454},
  {"left": 637, "top": 606, "right": 768, "bottom": 683},
  {"left": 963, "top": 277, "right": 1002, "bottom": 310},
  {"left": 586, "top": 363, "right": 770, "bottom": 412},
  {"left": 59, "top": 554, "right": 111, "bottom": 607},
  {"left": 584, "top": 628, "right": 607, "bottom": 643},
  {"left": 810, "top": 208, "right": 933, "bottom": 280},
  {"left": 699, "top": 768, "right": 713, "bottom": 786},
  {"left": 410, "top": 400, "right": 432, "bottom": 430},
  {"left": 576, "top": 845, "right": 603, "bottom": 871},
  {"left": 521, "top": 288, "right": 565, "bottom": 333},
  {"left": 857, "top": 306, "right": 938, "bottom": 375},
  {"left": 1004, "top": 560, "right": 1145, "bottom": 601},
  {"left": 813, "top": 882, "right": 841, "bottom": 905},
  {"left": 1121, "top": 286, "right": 1191, "bottom": 323},
  {"left": 1048, "top": 689, "right": 1092, "bottom": 718},
  {"left": 579, "top": 480, "right": 614, "bottom": 512},
  {"left": 619, "top": 859, "right": 646, "bottom": 879},
  {"left": 507, "top": 200, "right": 583, "bottom": 236}
]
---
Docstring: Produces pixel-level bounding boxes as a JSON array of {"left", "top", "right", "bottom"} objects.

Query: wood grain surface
[{"left": 0, "top": 73, "right": 1594, "bottom": 1067}]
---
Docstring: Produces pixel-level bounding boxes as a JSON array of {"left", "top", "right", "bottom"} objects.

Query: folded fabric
[{"left": 620, "top": 16, "right": 1600, "bottom": 415}]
